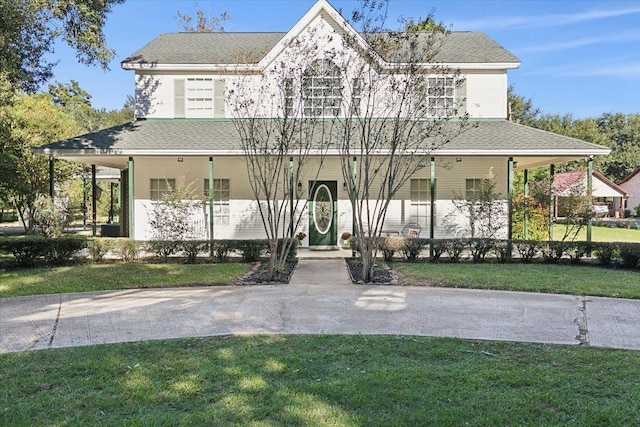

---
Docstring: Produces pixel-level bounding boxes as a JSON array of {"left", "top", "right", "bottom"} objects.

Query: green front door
[{"left": 308, "top": 181, "right": 337, "bottom": 248}]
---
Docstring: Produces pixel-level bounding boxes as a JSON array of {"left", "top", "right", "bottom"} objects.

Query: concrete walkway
[{"left": 2, "top": 259, "right": 640, "bottom": 353}]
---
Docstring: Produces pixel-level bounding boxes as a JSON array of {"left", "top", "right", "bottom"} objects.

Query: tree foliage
[
  {"left": 175, "top": 1, "right": 229, "bottom": 33},
  {"left": 508, "top": 87, "right": 640, "bottom": 182},
  {"left": 0, "top": 92, "right": 81, "bottom": 231},
  {"left": 444, "top": 168, "right": 508, "bottom": 239},
  {"left": 337, "top": 0, "right": 468, "bottom": 281},
  {"left": 0, "top": 0, "right": 124, "bottom": 97}
]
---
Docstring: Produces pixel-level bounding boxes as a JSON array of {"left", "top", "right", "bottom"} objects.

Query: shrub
[
  {"left": 45, "top": 237, "right": 87, "bottom": 265},
  {"left": 542, "top": 241, "right": 571, "bottom": 263},
  {"left": 113, "top": 239, "right": 139, "bottom": 263},
  {"left": 181, "top": 240, "right": 209, "bottom": 264},
  {"left": 401, "top": 238, "right": 427, "bottom": 262},
  {"left": 514, "top": 240, "right": 541, "bottom": 263},
  {"left": 618, "top": 243, "right": 640, "bottom": 269},
  {"left": 469, "top": 238, "right": 495, "bottom": 262},
  {"left": 593, "top": 242, "right": 619, "bottom": 266},
  {"left": 444, "top": 238, "right": 467, "bottom": 262},
  {"left": 33, "top": 196, "right": 69, "bottom": 238},
  {"left": 212, "top": 240, "right": 235, "bottom": 262},
  {"left": 0, "top": 236, "right": 48, "bottom": 266},
  {"left": 89, "top": 238, "right": 115, "bottom": 262},
  {"left": 567, "top": 241, "right": 589, "bottom": 265},
  {"left": 379, "top": 237, "right": 405, "bottom": 261},
  {"left": 430, "top": 240, "right": 447, "bottom": 261},
  {"left": 238, "top": 240, "right": 268, "bottom": 262},
  {"left": 0, "top": 236, "right": 87, "bottom": 267},
  {"left": 147, "top": 239, "right": 182, "bottom": 261},
  {"left": 493, "top": 240, "right": 511, "bottom": 263}
]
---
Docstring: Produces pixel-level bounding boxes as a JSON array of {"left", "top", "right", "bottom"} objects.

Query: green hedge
[{"left": 0, "top": 236, "right": 88, "bottom": 267}]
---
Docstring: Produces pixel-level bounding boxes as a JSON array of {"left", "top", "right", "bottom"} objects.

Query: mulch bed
[
  {"left": 235, "top": 260, "right": 298, "bottom": 285},
  {"left": 345, "top": 257, "right": 399, "bottom": 285}
]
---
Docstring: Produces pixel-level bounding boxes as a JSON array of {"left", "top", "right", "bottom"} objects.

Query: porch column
[
  {"left": 48, "top": 158, "right": 55, "bottom": 198},
  {"left": 429, "top": 157, "right": 436, "bottom": 259},
  {"left": 289, "top": 157, "right": 294, "bottom": 238},
  {"left": 524, "top": 169, "right": 529, "bottom": 240},
  {"left": 507, "top": 157, "right": 514, "bottom": 258},
  {"left": 109, "top": 182, "right": 114, "bottom": 223},
  {"left": 208, "top": 157, "right": 215, "bottom": 257},
  {"left": 549, "top": 164, "right": 555, "bottom": 240},
  {"left": 128, "top": 157, "right": 134, "bottom": 239},
  {"left": 91, "top": 165, "right": 97, "bottom": 237},
  {"left": 587, "top": 157, "right": 593, "bottom": 256}
]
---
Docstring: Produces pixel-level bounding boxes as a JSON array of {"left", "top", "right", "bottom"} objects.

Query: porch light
[
  {"left": 343, "top": 182, "right": 348, "bottom": 191},
  {"left": 297, "top": 182, "right": 303, "bottom": 192}
]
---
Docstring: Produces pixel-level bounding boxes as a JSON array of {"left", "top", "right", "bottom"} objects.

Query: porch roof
[{"left": 34, "top": 119, "right": 610, "bottom": 170}]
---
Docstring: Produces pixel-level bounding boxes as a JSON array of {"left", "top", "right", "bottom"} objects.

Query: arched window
[{"left": 303, "top": 59, "right": 342, "bottom": 117}]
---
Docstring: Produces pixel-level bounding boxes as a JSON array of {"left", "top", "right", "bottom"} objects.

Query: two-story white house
[{"left": 36, "top": 0, "right": 610, "bottom": 247}]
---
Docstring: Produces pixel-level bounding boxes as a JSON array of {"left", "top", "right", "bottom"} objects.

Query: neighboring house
[
  {"left": 616, "top": 168, "right": 640, "bottom": 215},
  {"left": 554, "top": 171, "right": 629, "bottom": 218},
  {"left": 34, "top": 0, "right": 610, "bottom": 247}
]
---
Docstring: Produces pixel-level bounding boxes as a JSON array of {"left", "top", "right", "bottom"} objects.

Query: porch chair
[{"left": 401, "top": 222, "right": 422, "bottom": 238}]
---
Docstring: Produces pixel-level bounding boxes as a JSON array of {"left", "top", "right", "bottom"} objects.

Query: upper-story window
[
  {"left": 302, "top": 59, "right": 342, "bottom": 117},
  {"left": 174, "top": 78, "right": 225, "bottom": 118},
  {"left": 427, "top": 77, "right": 456, "bottom": 117}
]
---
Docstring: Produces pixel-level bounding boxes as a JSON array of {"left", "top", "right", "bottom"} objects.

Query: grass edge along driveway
[
  {"left": 0, "top": 263, "right": 251, "bottom": 298},
  {"left": 394, "top": 262, "right": 640, "bottom": 299}
]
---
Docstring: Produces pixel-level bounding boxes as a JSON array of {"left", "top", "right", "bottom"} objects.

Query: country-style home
[{"left": 35, "top": 0, "right": 610, "bottom": 247}]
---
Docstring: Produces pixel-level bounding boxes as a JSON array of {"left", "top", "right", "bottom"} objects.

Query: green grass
[
  {"left": 1, "top": 335, "right": 639, "bottom": 426},
  {"left": 553, "top": 224, "right": 640, "bottom": 242},
  {"left": 0, "top": 263, "right": 250, "bottom": 298},
  {"left": 395, "top": 262, "right": 640, "bottom": 299}
]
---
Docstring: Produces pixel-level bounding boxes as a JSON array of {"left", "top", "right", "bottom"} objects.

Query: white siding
[
  {"left": 129, "top": 155, "right": 511, "bottom": 241},
  {"left": 464, "top": 72, "right": 508, "bottom": 119},
  {"left": 617, "top": 175, "right": 640, "bottom": 214}
]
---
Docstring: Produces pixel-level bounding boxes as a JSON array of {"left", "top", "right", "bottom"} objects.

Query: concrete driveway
[{"left": 1, "top": 259, "right": 639, "bottom": 353}]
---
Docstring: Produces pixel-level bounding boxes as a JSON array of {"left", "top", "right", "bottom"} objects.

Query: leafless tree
[
  {"left": 228, "top": 29, "right": 333, "bottom": 280},
  {"left": 333, "top": 2, "right": 470, "bottom": 281}
]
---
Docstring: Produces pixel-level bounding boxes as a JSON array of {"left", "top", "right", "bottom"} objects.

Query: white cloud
[
  {"left": 453, "top": 6, "right": 640, "bottom": 31},
  {"left": 526, "top": 62, "right": 640, "bottom": 78},
  {"left": 516, "top": 32, "right": 640, "bottom": 54}
]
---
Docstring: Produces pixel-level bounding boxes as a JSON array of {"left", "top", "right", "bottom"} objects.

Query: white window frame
[
  {"left": 465, "top": 178, "right": 482, "bottom": 199},
  {"left": 150, "top": 178, "right": 176, "bottom": 201},
  {"left": 186, "top": 78, "right": 214, "bottom": 118},
  {"left": 205, "top": 178, "right": 230, "bottom": 226},
  {"left": 409, "top": 178, "right": 432, "bottom": 227},
  {"left": 303, "top": 59, "right": 342, "bottom": 118},
  {"left": 427, "top": 76, "right": 456, "bottom": 117}
]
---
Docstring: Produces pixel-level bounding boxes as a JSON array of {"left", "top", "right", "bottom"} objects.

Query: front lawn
[
  {"left": 395, "top": 262, "right": 640, "bottom": 299},
  {"left": 553, "top": 224, "right": 640, "bottom": 242},
  {"left": 0, "top": 263, "right": 250, "bottom": 298},
  {"left": 1, "top": 335, "right": 639, "bottom": 426}
]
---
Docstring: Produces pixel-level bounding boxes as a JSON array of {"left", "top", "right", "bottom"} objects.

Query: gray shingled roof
[
  {"left": 37, "top": 119, "right": 607, "bottom": 154},
  {"left": 122, "top": 31, "right": 519, "bottom": 66}
]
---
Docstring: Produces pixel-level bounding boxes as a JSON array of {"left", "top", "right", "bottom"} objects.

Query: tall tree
[
  {"left": 228, "top": 32, "right": 331, "bottom": 281},
  {"left": 0, "top": 0, "right": 123, "bottom": 98},
  {"left": 596, "top": 113, "right": 640, "bottom": 181},
  {"left": 0, "top": 92, "right": 81, "bottom": 231},
  {"left": 175, "top": 1, "right": 229, "bottom": 32},
  {"left": 334, "top": 0, "right": 469, "bottom": 281},
  {"left": 507, "top": 85, "right": 541, "bottom": 126}
]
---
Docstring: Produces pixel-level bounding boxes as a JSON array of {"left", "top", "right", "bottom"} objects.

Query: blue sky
[{"left": 48, "top": 0, "right": 640, "bottom": 118}]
